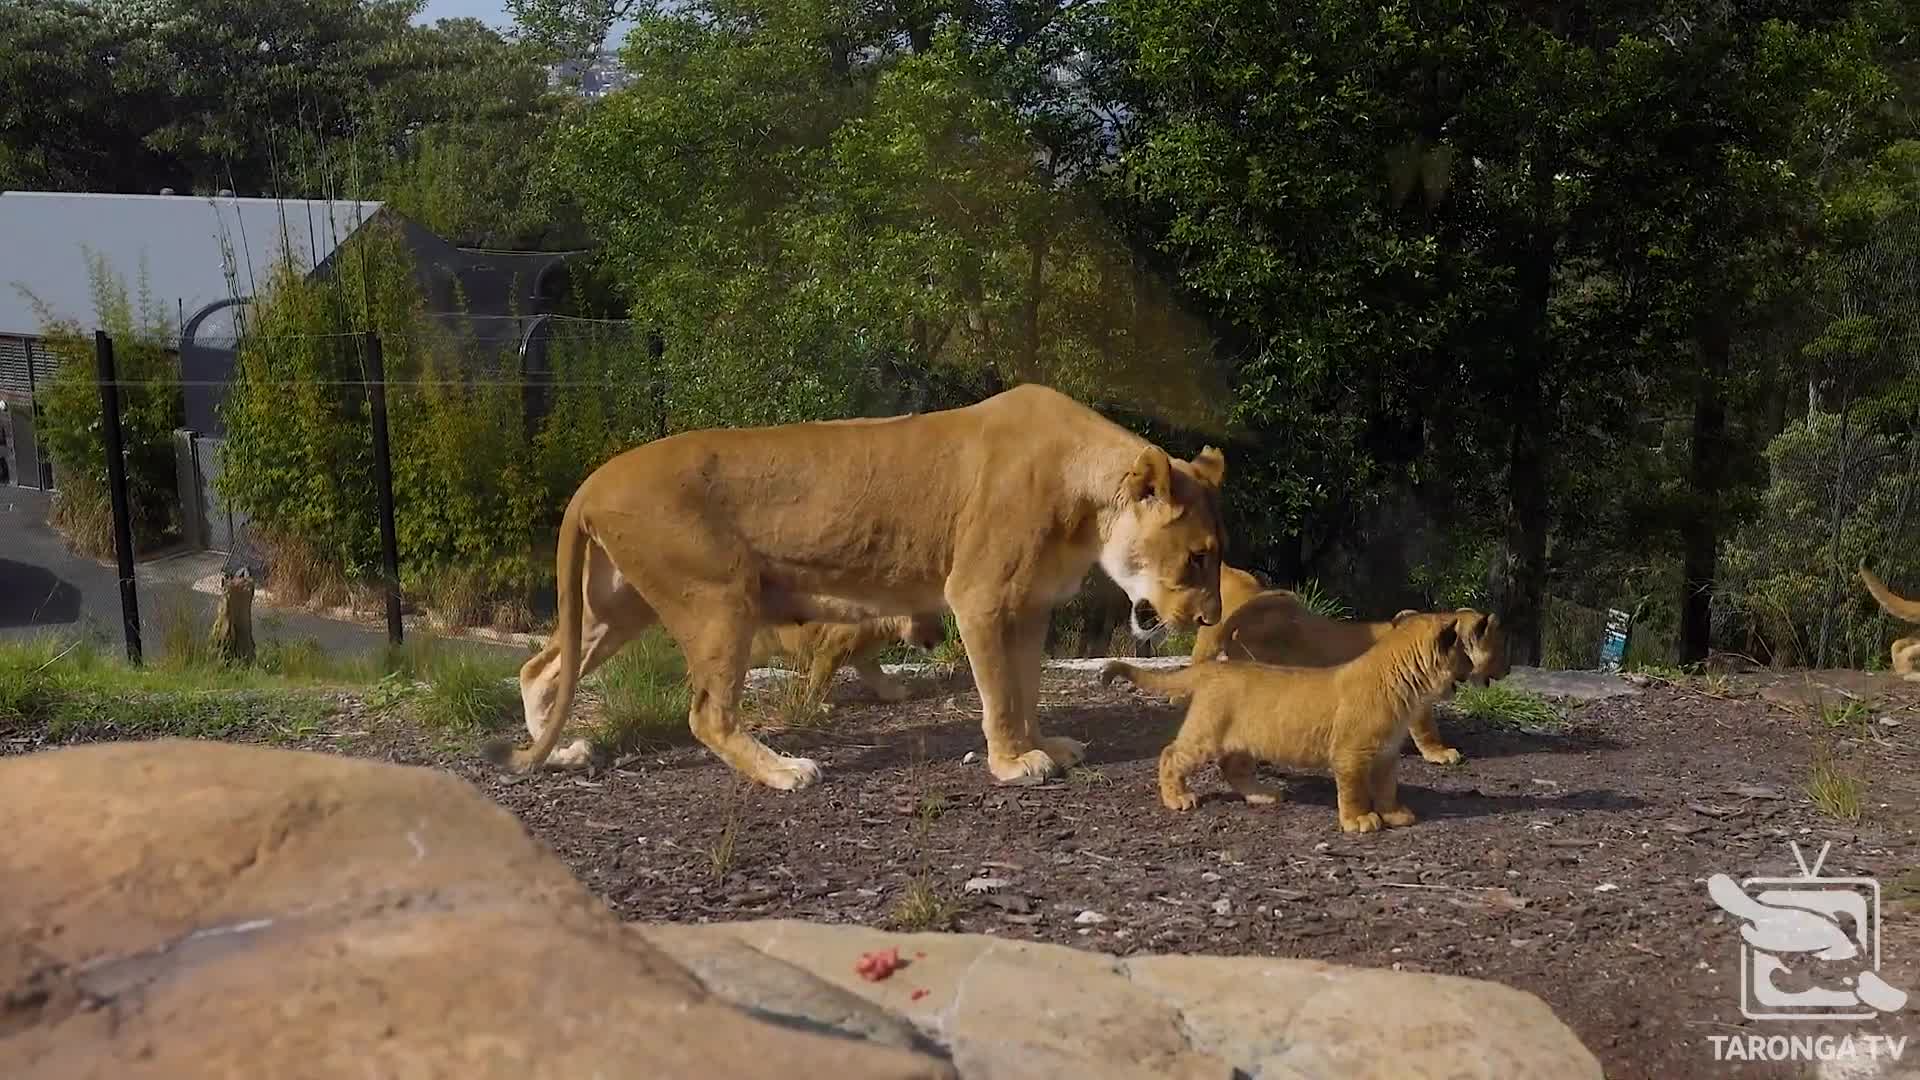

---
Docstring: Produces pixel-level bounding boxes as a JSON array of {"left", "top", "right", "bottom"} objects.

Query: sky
[{"left": 415, "top": 0, "right": 633, "bottom": 46}]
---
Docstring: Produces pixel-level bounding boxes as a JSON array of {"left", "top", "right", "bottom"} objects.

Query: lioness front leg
[
  {"left": 1219, "top": 752, "right": 1283, "bottom": 805},
  {"left": 951, "top": 606, "right": 1058, "bottom": 782},
  {"left": 1332, "top": 750, "right": 1381, "bottom": 833},
  {"left": 1369, "top": 754, "right": 1417, "bottom": 828},
  {"left": 1407, "top": 703, "right": 1463, "bottom": 765},
  {"left": 1013, "top": 610, "right": 1085, "bottom": 770},
  {"left": 677, "top": 611, "right": 821, "bottom": 791}
]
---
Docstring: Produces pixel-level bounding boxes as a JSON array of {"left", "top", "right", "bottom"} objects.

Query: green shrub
[{"left": 27, "top": 255, "right": 182, "bottom": 556}]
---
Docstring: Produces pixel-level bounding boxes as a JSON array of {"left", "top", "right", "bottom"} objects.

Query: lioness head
[
  {"left": 900, "top": 612, "right": 947, "bottom": 652},
  {"left": 1101, "top": 444, "right": 1229, "bottom": 640}
]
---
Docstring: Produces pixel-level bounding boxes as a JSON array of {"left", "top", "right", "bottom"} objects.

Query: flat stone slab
[
  {"left": 643, "top": 920, "right": 1604, "bottom": 1080},
  {"left": 1500, "top": 666, "right": 1642, "bottom": 702}
]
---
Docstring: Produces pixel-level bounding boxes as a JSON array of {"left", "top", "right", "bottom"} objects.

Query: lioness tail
[
  {"left": 1100, "top": 660, "right": 1201, "bottom": 701},
  {"left": 1860, "top": 562, "right": 1920, "bottom": 624}
]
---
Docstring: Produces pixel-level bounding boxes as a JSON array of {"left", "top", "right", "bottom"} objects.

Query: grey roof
[{"left": 0, "top": 191, "right": 384, "bottom": 339}]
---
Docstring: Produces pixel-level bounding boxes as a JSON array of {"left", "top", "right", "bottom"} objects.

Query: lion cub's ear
[
  {"left": 1435, "top": 620, "right": 1460, "bottom": 653},
  {"left": 1391, "top": 609, "right": 1422, "bottom": 626},
  {"left": 1125, "top": 445, "right": 1175, "bottom": 503},
  {"left": 1189, "top": 445, "right": 1227, "bottom": 490}
]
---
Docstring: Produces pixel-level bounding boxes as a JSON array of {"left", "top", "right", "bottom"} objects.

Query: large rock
[
  {"left": 642, "top": 920, "right": 1605, "bottom": 1080},
  {"left": 0, "top": 739, "right": 951, "bottom": 1080}
]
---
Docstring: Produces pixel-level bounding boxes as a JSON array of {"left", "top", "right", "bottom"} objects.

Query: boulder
[{"left": 0, "top": 739, "right": 951, "bottom": 1080}]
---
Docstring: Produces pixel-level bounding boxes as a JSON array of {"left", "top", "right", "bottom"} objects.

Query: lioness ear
[
  {"left": 1391, "top": 609, "right": 1421, "bottom": 626},
  {"left": 1125, "top": 446, "right": 1175, "bottom": 503},
  {"left": 1189, "top": 446, "right": 1227, "bottom": 490}
]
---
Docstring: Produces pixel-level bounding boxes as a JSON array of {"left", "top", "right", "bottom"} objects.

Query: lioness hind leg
[
  {"left": 1370, "top": 754, "right": 1416, "bottom": 828},
  {"left": 676, "top": 610, "right": 822, "bottom": 791},
  {"left": 518, "top": 541, "right": 652, "bottom": 770},
  {"left": 1332, "top": 750, "right": 1381, "bottom": 833},
  {"left": 1407, "top": 703, "right": 1463, "bottom": 765},
  {"left": 951, "top": 605, "right": 1059, "bottom": 783},
  {"left": 1219, "top": 752, "right": 1283, "bottom": 805}
]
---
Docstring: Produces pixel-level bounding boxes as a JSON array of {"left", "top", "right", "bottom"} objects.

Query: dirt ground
[{"left": 21, "top": 663, "right": 1920, "bottom": 1079}]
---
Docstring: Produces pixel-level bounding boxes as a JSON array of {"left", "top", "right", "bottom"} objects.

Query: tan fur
[
  {"left": 1102, "top": 612, "right": 1480, "bottom": 832},
  {"left": 208, "top": 568, "right": 256, "bottom": 666},
  {"left": 493, "top": 385, "right": 1229, "bottom": 789},
  {"left": 1859, "top": 563, "right": 1920, "bottom": 682},
  {"left": 1191, "top": 571, "right": 1510, "bottom": 764},
  {"left": 749, "top": 612, "right": 946, "bottom": 703}
]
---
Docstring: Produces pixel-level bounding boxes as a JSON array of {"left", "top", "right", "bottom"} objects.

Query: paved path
[{"left": 0, "top": 488, "right": 521, "bottom": 664}]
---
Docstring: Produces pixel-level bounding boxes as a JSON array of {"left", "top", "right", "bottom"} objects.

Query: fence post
[
  {"left": 95, "top": 330, "right": 142, "bottom": 665},
  {"left": 364, "top": 331, "right": 403, "bottom": 645}
]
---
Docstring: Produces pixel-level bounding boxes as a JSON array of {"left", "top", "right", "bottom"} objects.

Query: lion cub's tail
[
  {"left": 1860, "top": 562, "right": 1920, "bottom": 625},
  {"left": 1100, "top": 661, "right": 1202, "bottom": 701}
]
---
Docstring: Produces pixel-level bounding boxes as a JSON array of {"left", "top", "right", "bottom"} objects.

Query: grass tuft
[
  {"left": 1806, "top": 754, "right": 1865, "bottom": 822},
  {"left": 1449, "top": 682, "right": 1561, "bottom": 729},
  {"left": 887, "top": 875, "right": 959, "bottom": 931}
]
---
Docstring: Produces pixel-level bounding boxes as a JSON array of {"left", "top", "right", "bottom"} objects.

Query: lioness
[
  {"left": 491, "top": 384, "right": 1228, "bottom": 790},
  {"left": 750, "top": 612, "right": 947, "bottom": 703},
  {"left": 1859, "top": 562, "right": 1920, "bottom": 681},
  {"left": 1190, "top": 572, "right": 1509, "bottom": 764},
  {"left": 1103, "top": 610, "right": 1486, "bottom": 832}
]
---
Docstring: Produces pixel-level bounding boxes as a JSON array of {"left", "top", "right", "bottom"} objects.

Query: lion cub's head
[
  {"left": 1100, "top": 444, "right": 1229, "bottom": 640},
  {"left": 1391, "top": 607, "right": 1507, "bottom": 688}
]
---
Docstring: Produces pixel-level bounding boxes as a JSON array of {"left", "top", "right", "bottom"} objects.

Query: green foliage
[
  {"left": 216, "top": 222, "right": 641, "bottom": 613},
  {"left": 414, "top": 648, "right": 521, "bottom": 733},
  {"left": 1288, "top": 580, "right": 1353, "bottom": 623},
  {"left": 589, "top": 627, "right": 692, "bottom": 756},
  {"left": 28, "top": 256, "right": 182, "bottom": 556}
]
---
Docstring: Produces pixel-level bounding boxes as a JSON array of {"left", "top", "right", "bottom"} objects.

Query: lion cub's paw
[
  {"left": 1037, "top": 735, "right": 1087, "bottom": 770},
  {"left": 1380, "top": 807, "right": 1418, "bottom": 828},
  {"left": 1421, "top": 747, "right": 1464, "bottom": 765},
  {"left": 764, "top": 755, "right": 824, "bottom": 791},
  {"left": 1162, "top": 790, "right": 1199, "bottom": 812},
  {"left": 1340, "top": 811, "right": 1384, "bottom": 834},
  {"left": 988, "top": 748, "right": 1060, "bottom": 784}
]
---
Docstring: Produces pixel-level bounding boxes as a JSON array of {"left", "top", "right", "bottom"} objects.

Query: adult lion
[
  {"left": 490, "top": 385, "right": 1229, "bottom": 790},
  {"left": 1859, "top": 562, "right": 1920, "bottom": 681},
  {"left": 1190, "top": 568, "right": 1509, "bottom": 764}
]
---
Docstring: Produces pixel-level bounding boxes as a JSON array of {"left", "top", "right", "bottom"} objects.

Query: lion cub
[
  {"left": 750, "top": 613, "right": 947, "bottom": 704},
  {"left": 1197, "top": 583, "right": 1509, "bottom": 764},
  {"left": 1102, "top": 611, "right": 1485, "bottom": 832}
]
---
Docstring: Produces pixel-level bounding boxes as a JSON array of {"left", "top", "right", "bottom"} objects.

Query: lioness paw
[
  {"left": 988, "top": 748, "right": 1059, "bottom": 784},
  {"left": 1341, "top": 812, "right": 1384, "bottom": 834},
  {"left": 1381, "top": 807, "right": 1418, "bottom": 828},
  {"left": 1162, "top": 790, "right": 1199, "bottom": 811},
  {"left": 764, "top": 755, "right": 823, "bottom": 791},
  {"left": 1422, "top": 747, "right": 1464, "bottom": 765},
  {"left": 1037, "top": 735, "right": 1087, "bottom": 770}
]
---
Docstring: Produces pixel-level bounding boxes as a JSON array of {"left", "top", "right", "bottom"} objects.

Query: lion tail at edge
[
  {"left": 486, "top": 496, "right": 590, "bottom": 773},
  {"left": 1860, "top": 561, "right": 1920, "bottom": 624},
  {"left": 1100, "top": 660, "right": 1200, "bottom": 701}
]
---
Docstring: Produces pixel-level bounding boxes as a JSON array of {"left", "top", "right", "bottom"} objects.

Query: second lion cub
[
  {"left": 1101, "top": 611, "right": 1486, "bottom": 832},
  {"left": 750, "top": 613, "right": 947, "bottom": 704}
]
